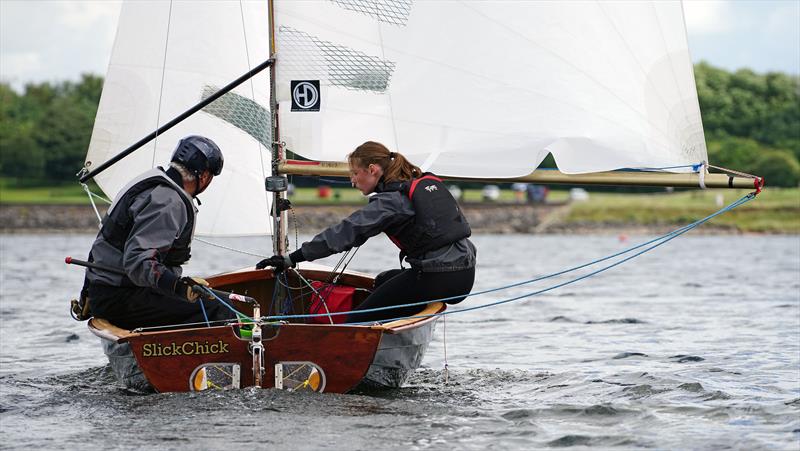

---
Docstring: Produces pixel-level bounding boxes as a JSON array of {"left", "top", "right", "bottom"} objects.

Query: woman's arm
[{"left": 298, "top": 192, "right": 414, "bottom": 262}]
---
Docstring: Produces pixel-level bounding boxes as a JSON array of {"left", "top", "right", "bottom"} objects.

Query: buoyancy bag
[
  {"left": 100, "top": 169, "right": 194, "bottom": 267},
  {"left": 383, "top": 173, "right": 471, "bottom": 258}
]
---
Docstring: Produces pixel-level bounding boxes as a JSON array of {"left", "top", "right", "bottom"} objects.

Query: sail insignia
[
  {"left": 278, "top": 26, "right": 396, "bottom": 93},
  {"left": 290, "top": 80, "right": 322, "bottom": 112}
]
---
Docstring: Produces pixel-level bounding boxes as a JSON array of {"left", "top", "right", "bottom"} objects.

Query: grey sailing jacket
[
  {"left": 85, "top": 168, "right": 197, "bottom": 293},
  {"left": 298, "top": 190, "right": 476, "bottom": 272}
]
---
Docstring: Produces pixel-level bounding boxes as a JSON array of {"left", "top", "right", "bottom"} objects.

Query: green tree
[
  {"left": 696, "top": 62, "right": 800, "bottom": 184},
  {"left": 706, "top": 136, "right": 759, "bottom": 170},
  {"left": 0, "top": 122, "right": 44, "bottom": 178},
  {"left": 36, "top": 94, "right": 97, "bottom": 181},
  {"left": 750, "top": 149, "right": 800, "bottom": 187},
  {"left": 696, "top": 62, "right": 800, "bottom": 146},
  {"left": 0, "top": 83, "right": 45, "bottom": 178}
]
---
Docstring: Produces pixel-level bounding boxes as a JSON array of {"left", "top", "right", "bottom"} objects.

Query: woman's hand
[{"left": 255, "top": 254, "right": 294, "bottom": 272}]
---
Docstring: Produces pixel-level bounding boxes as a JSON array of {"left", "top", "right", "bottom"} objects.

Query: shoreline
[{"left": 0, "top": 203, "right": 788, "bottom": 235}]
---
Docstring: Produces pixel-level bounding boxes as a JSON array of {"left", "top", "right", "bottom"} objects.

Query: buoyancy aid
[
  {"left": 381, "top": 173, "right": 471, "bottom": 259},
  {"left": 99, "top": 168, "right": 195, "bottom": 267}
]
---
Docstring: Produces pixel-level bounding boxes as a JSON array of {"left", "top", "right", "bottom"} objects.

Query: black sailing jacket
[{"left": 298, "top": 174, "right": 476, "bottom": 272}]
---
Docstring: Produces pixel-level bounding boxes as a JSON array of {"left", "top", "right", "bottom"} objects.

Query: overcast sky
[{"left": 1, "top": 0, "right": 798, "bottom": 91}]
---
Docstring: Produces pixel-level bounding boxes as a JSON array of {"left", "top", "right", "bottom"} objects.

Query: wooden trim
[
  {"left": 88, "top": 318, "right": 138, "bottom": 342},
  {"left": 372, "top": 302, "right": 446, "bottom": 333}
]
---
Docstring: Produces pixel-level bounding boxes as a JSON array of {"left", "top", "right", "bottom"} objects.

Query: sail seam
[
  {"left": 678, "top": 0, "right": 709, "bottom": 160},
  {"left": 650, "top": 1, "right": 696, "bottom": 161},
  {"left": 595, "top": 1, "right": 675, "bottom": 149}
]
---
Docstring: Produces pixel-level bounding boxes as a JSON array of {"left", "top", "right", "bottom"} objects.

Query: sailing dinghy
[{"left": 73, "top": 0, "right": 762, "bottom": 393}]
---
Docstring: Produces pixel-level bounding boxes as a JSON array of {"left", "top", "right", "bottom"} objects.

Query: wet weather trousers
[
  {"left": 346, "top": 267, "right": 475, "bottom": 324},
  {"left": 88, "top": 284, "right": 237, "bottom": 330}
]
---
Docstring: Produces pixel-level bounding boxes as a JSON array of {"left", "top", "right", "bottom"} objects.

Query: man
[{"left": 84, "top": 135, "right": 234, "bottom": 330}]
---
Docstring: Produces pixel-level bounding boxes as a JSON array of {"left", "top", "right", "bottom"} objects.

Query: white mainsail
[
  {"left": 88, "top": 0, "right": 708, "bottom": 236},
  {"left": 86, "top": 1, "right": 272, "bottom": 236},
  {"left": 275, "top": 0, "right": 706, "bottom": 178}
]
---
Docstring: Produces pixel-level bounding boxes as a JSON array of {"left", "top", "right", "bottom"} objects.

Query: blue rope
[
  {"left": 319, "top": 177, "right": 353, "bottom": 185},
  {"left": 282, "top": 272, "right": 294, "bottom": 315},
  {"left": 199, "top": 287, "right": 253, "bottom": 321},
  {"left": 345, "top": 194, "right": 753, "bottom": 325},
  {"left": 623, "top": 162, "right": 703, "bottom": 172},
  {"left": 262, "top": 192, "right": 755, "bottom": 322},
  {"left": 268, "top": 274, "right": 280, "bottom": 315},
  {"left": 198, "top": 298, "right": 211, "bottom": 327}
]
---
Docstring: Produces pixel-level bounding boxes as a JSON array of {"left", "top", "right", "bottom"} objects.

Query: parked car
[
  {"left": 482, "top": 185, "right": 501, "bottom": 201},
  {"left": 569, "top": 187, "right": 589, "bottom": 201}
]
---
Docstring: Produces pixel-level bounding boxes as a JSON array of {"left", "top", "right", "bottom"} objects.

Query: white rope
[
  {"left": 698, "top": 161, "right": 707, "bottom": 189},
  {"left": 82, "top": 184, "right": 104, "bottom": 227},
  {"left": 152, "top": 0, "right": 174, "bottom": 166},
  {"left": 194, "top": 237, "right": 268, "bottom": 258}
]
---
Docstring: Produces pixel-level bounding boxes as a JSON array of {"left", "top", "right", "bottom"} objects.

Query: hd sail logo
[
  {"left": 142, "top": 340, "right": 230, "bottom": 357},
  {"left": 291, "top": 80, "right": 320, "bottom": 112}
]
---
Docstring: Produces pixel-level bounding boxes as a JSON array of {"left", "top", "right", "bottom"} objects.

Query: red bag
[{"left": 309, "top": 281, "right": 355, "bottom": 324}]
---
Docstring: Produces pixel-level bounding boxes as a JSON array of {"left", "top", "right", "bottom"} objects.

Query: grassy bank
[
  {"left": 565, "top": 188, "right": 799, "bottom": 233},
  {"left": 1, "top": 178, "right": 796, "bottom": 233},
  {"left": 0, "top": 178, "right": 103, "bottom": 204}
]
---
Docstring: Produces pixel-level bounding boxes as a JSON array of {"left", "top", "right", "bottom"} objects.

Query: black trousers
[
  {"left": 88, "top": 284, "right": 237, "bottom": 330},
  {"left": 346, "top": 266, "right": 475, "bottom": 324}
]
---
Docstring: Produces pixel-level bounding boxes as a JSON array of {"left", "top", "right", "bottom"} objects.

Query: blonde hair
[{"left": 348, "top": 141, "right": 421, "bottom": 183}]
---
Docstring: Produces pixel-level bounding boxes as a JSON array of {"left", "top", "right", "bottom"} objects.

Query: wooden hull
[{"left": 88, "top": 265, "right": 445, "bottom": 394}]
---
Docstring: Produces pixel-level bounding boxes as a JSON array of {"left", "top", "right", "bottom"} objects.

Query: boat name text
[{"left": 142, "top": 340, "right": 230, "bottom": 357}]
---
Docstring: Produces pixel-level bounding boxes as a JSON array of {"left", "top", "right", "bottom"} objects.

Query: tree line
[{"left": 0, "top": 63, "right": 798, "bottom": 186}]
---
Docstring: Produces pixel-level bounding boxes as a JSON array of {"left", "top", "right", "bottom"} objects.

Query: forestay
[
  {"left": 274, "top": 0, "right": 707, "bottom": 178},
  {"left": 86, "top": 1, "right": 272, "bottom": 236}
]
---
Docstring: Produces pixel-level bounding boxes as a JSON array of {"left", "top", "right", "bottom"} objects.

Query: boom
[{"left": 278, "top": 160, "right": 763, "bottom": 190}]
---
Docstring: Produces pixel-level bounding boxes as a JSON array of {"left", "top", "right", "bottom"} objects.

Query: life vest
[
  {"left": 381, "top": 173, "right": 471, "bottom": 259},
  {"left": 99, "top": 168, "right": 195, "bottom": 267}
]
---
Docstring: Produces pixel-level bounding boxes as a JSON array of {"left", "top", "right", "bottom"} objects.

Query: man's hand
[
  {"left": 177, "top": 276, "right": 210, "bottom": 302},
  {"left": 255, "top": 254, "right": 294, "bottom": 272}
]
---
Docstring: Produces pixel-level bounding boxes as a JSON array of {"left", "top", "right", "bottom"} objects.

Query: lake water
[{"left": 1, "top": 232, "right": 798, "bottom": 450}]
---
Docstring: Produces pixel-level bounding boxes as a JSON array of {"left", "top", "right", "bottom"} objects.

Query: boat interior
[
  {"left": 88, "top": 265, "right": 445, "bottom": 340},
  {"left": 208, "top": 266, "right": 373, "bottom": 323},
  {"left": 208, "top": 266, "right": 445, "bottom": 329}
]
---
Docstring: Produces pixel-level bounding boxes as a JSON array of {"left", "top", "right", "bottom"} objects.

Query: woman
[{"left": 256, "top": 141, "right": 476, "bottom": 323}]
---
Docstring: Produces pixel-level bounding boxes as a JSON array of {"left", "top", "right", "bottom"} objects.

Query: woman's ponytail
[{"left": 348, "top": 141, "right": 421, "bottom": 183}]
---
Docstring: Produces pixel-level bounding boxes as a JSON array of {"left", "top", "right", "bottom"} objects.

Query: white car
[
  {"left": 482, "top": 185, "right": 501, "bottom": 201},
  {"left": 569, "top": 187, "right": 589, "bottom": 201}
]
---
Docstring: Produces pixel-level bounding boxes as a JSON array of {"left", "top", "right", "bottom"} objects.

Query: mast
[
  {"left": 268, "top": 0, "right": 287, "bottom": 256},
  {"left": 279, "top": 160, "right": 764, "bottom": 190}
]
